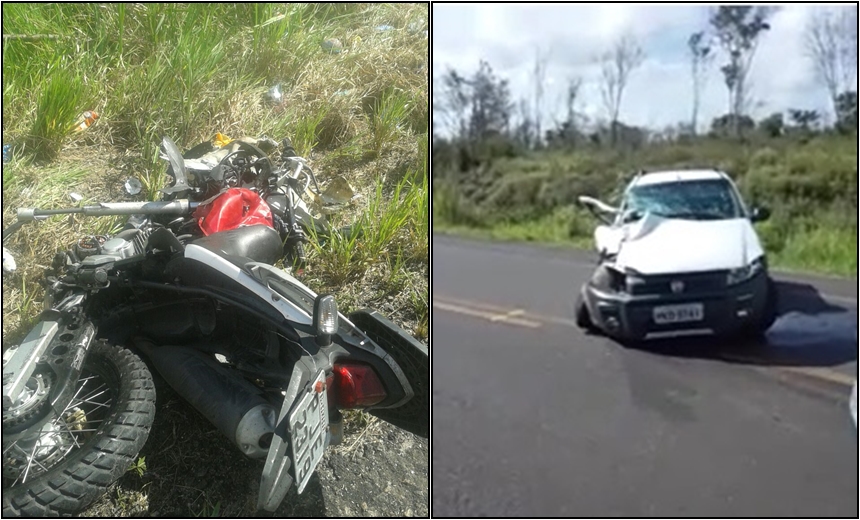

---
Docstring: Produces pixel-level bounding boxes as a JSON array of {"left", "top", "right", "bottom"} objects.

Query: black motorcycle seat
[{"left": 191, "top": 225, "right": 282, "bottom": 267}]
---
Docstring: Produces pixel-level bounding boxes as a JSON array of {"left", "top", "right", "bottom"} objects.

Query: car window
[{"left": 621, "top": 178, "right": 743, "bottom": 222}]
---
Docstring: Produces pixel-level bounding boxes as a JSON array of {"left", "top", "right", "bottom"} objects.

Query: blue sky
[{"left": 432, "top": 4, "right": 857, "bottom": 135}]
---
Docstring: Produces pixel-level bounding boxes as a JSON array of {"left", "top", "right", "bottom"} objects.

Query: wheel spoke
[
  {"left": 26, "top": 451, "right": 50, "bottom": 473},
  {"left": 68, "top": 384, "right": 108, "bottom": 409},
  {"left": 61, "top": 377, "right": 93, "bottom": 415},
  {"left": 67, "top": 397, "right": 112, "bottom": 411},
  {"left": 3, "top": 438, "right": 21, "bottom": 456},
  {"left": 3, "top": 351, "right": 131, "bottom": 487},
  {"left": 20, "top": 436, "right": 41, "bottom": 484}
]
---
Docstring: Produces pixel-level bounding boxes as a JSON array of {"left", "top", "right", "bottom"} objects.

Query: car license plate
[
  {"left": 652, "top": 303, "right": 704, "bottom": 324},
  {"left": 288, "top": 371, "right": 329, "bottom": 493}
]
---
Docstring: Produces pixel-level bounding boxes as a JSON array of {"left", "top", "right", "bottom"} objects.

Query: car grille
[{"left": 627, "top": 270, "right": 728, "bottom": 296}]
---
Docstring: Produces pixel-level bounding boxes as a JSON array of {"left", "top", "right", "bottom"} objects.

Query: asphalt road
[{"left": 432, "top": 234, "right": 858, "bottom": 517}]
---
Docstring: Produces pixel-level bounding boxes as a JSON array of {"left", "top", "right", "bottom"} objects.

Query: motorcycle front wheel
[{"left": 2, "top": 340, "right": 156, "bottom": 517}]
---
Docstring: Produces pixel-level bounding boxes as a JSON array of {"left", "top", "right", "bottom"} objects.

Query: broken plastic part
[
  {"left": 2, "top": 247, "right": 16, "bottom": 274},
  {"left": 160, "top": 136, "right": 191, "bottom": 196},
  {"left": 123, "top": 178, "right": 142, "bottom": 196},
  {"left": 265, "top": 84, "right": 283, "bottom": 104}
]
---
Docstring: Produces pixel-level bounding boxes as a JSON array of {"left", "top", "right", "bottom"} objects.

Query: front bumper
[{"left": 582, "top": 269, "right": 771, "bottom": 341}]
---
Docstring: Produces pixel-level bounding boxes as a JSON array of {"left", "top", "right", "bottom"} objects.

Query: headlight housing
[
  {"left": 726, "top": 256, "right": 765, "bottom": 285},
  {"left": 592, "top": 264, "right": 626, "bottom": 292}
]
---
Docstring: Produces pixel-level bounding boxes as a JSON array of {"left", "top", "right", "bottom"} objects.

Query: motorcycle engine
[
  {"left": 76, "top": 230, "right": 150, "bottom": 280},
  {"left": 100, "top": 237, "right": 136, "bottom": 259}
]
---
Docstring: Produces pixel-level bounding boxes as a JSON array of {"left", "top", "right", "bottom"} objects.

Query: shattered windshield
[{"left": 622, "top": 178, "right": 742, "bottom": 222}]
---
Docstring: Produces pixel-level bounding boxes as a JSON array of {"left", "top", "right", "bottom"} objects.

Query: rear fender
[{"left": 347, "top": 309, "right": 428, "bottom": 438}]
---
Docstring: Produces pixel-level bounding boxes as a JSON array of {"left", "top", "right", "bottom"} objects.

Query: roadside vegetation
[
  {"left": 433, "top": 6, "right": 857, "bottom": 277},
  {"left": 433, "top": 132, "right": 857, "bottom": 277},
  {"left": 2, "top": 2, "right": 428, "bottom": 516}
]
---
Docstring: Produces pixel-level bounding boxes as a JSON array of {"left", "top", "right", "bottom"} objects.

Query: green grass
[
  {"left": 371, "top": 87, "right": 414, "bottom": 156},
  {"left": 307, "top": 161, "right": 428, "bottom": 285},
  {"left": 127, "top": 457, "right": 147, "bottom": 478},
  {"left": 192, "top": 496, "right": 221, "bottom": 518},
  {"left": 3, "top": 0, "right": 428, "bottom": 385}
]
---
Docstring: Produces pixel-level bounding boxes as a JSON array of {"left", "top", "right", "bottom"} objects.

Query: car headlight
[
  {"left": 726, "top": 256, "right": 765, "bottom": 285},
  {"left": 592, "top": 264, "right": 626, "bottom": 292}
]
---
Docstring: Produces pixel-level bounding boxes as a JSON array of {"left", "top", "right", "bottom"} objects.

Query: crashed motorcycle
[{"left": 1, "top": 136, "right": 428, "bottom": 516}]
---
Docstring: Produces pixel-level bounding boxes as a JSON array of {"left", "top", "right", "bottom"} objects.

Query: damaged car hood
[{"left": 600, "top": 213, "right": 764, "bottom": 274}]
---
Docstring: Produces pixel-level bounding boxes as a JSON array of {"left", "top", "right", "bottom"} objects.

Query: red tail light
[{"left": 332, "top": 363, "right": 387, "bottom": 409}]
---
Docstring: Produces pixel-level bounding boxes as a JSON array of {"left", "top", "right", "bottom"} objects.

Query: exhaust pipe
[{"left": 138, "top": 342, "right": 276, "bottom": 458}]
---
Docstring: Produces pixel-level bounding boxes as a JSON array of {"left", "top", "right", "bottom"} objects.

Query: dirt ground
[{"left": 81, "top": 380, "right": 428, "bottom": 517}]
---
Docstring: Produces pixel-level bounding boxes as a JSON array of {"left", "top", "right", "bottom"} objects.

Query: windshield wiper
[{"left": 664, "top": 212, "right": 725, "bottom": 221}]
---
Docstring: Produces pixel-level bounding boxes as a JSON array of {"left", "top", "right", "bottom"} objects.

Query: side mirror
[{"left": 750, "top": 206, "right": 770, "bottom": 223}]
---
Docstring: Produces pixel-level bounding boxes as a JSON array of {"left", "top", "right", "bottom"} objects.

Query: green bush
[{"left": 750, "top": 146, "right": 779, "bottom": 167}]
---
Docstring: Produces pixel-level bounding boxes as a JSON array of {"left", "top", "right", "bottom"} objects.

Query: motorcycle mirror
[
  {"left": 160, "top": 136, "right": 191, "bottom": 196},
  {"left": 578, "top": 195, "right": 618, "bottom": 214},
  {"left": 578, "top": 196, "right": 617, "bottom": 225}
]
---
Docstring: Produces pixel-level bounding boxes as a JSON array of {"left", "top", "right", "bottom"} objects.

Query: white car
[{"left": 575, "top": 169, "right": 778, "bottom": 342}]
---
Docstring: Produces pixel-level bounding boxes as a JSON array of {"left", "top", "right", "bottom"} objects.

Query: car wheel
[
  {"left": 575, "top": 292, "right": 597, "bottom": 333},
  {"left": 759, "top": 277, "right": 779, "bottom": 330},
  {"left": 740, "top": 277, "right": 778, "bottom": 342}
]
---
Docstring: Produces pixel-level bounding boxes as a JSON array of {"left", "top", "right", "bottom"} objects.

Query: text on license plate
[
  {"left": 652, "top": 303, "right": 704, "bottom": 324},
  {"left": 289, "top": 371, "right": 329, "bottom": 494}
]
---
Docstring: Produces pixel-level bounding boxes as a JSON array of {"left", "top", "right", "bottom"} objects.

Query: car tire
[
  {"left": 760, "top": 277, "right": 779, "bottom": 330},
  {"left": 740, "top": 276, "right": 778, "bottom": 341},
  {"left": 575, "top": 291, "right": 597, "bottom": 333},
  {"left": 2, "top": 340, "right": 156, "bottom": 517}
]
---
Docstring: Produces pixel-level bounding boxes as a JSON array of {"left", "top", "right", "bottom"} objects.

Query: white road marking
[{"left": 432, "top": 301, "right": 541, "bottom": 328}]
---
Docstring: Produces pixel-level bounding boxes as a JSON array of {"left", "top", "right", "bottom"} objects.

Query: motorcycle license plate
[{"left": 288, "top": 371, "right": 329, "bottom": 493}]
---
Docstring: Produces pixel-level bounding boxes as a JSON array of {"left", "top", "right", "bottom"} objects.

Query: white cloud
[{"left": 432, "top": 4, "right": 844, "bottom": 133}]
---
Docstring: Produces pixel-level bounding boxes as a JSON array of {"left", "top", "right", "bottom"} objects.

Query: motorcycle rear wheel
[{"left": 2, "top": 340, "right": 156, "bottom": 517}]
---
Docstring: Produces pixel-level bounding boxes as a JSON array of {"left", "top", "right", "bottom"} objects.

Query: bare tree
[
  {"left": 513, "top": 97, "right": 535, "bottom": 149},
  {"left": 565, "top": 76, "right": 583, "bottom": 129},
  {"left": 434, "top": 62, "right": 514, "bottom": 142},
  {"left": 709, "top": 6, "right": 773, "bottom": 138},
  {"left": 804, "top": 6, "right": 858, "bottom": 123},
  {"left": 598, "top": 32, "right": 645, "bottom": 146},
  {"left": 434, "top": 69, "right": 471, "bottom": 140},
  {"left": 688, "top": 31, "right": 714, "bottom": 135},
  {"left": 531, "top": 47, "right": 549, "bottom": 149}
]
